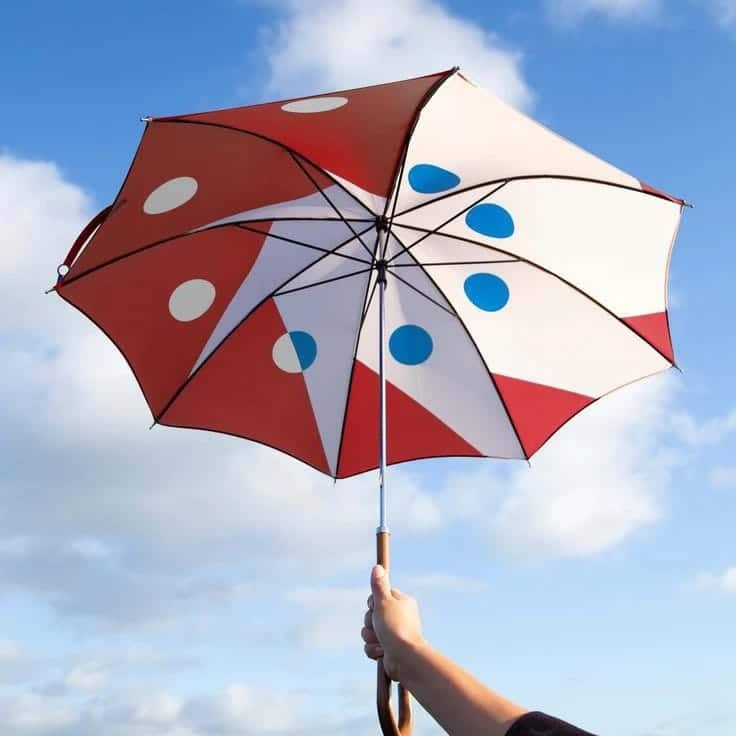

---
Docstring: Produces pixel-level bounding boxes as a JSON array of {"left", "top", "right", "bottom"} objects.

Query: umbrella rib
[
  {"left": 288, "top": 152, "right": 375, "bottom": 258},
  {"left": 385, "top": 181, "right": 509, "bottom": 265},
  {"left": 59, "top": 219, "right": 373, "bottom": 289},
  {"left": 390, "top": 259, "right": 518, "bottom": 267},
  {"left": 274, "top": 268, "right": 373, "bottom": 297},
  {"left": 381, "top": 66, "right": 458, "bottom": 229},
  {"left": 152, "top": 224, "right": 377, "bottom": 426},
  {"left": 233, "top": 216, "right": 375, "bottom": 223},
  {"left": 331, "top": 260, "right": 380, "bottom": 479},
  {"left": 362, "top": 277, "right": 379, "bottom": 323},
  {"left": 389, "top": 229, "right": 528, "bottom": 459},
  {"left": 394, "top": 222, "right": 677, "bottom": 366},
  {"left": 387, "top": 270, "right": 457, "bottom": 318},
  {"left": 394, "top": 173, "right": 684, "bottom": 220},
  {"left": 237, "top": 223, "right": 373, "bottom": 265}
]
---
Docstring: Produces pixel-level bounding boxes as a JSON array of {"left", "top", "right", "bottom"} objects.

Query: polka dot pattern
[
  {"left": 408, "top": 164, "right": 461, "bottom": 194},
  {"left": 169, "top": 279, "right": 216, "bottom": 322},
  {"left": 273, "top": 331, "right": 318, "bottom": 373},
  {"left": 389, "top": 325, "right": 433, "bottom": 365},
  {"left": 464, "top": 273, "right": 510, "bottom": 312},
  {"left": 144, "top": 177, "right": 198, "bottom": 214},
  {"left": 281, "top": 97, "right": 348, "bottom": 113},
  {"left": 465, "top": 203, "right": 514, "bottom": 238}
]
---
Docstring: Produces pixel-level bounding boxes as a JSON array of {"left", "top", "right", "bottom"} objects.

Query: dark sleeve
[{"left": 505, "top": 711, "right": 598, "bottom": 736}]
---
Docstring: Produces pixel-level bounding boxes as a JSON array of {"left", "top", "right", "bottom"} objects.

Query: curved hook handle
[
  {"left": 377, "top": 660, "right": 412, "bottom": 736},
  {"left": 376, "top": 531, "right": 413, "bottom": 736}
]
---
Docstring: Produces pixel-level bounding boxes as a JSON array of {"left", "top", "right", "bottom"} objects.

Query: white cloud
[
  {"left": 708, "top": 0, "right": 736, "bottom": 27},
  {"left": 670, "top": 407, "right": 736, "bottom": 446},
  {"left": 259, "top": 0, "right": 533, "bottom": 109},
  {"left": 403, "top": 572, "right": 489, "bottom": 593},
  {"left": 545, "top": 0, "right": 662, "bottom": 24},
  {"left": 0, "top": 684, "right": 305, "bottom": 736},
  {"left": 129, "top": 692, "right": 183, "bottom": 725},
  {"left": 184, "top": 683, "right": 301, "bottom": 734},
  {"left": 693, "top": 566, "right": 736, "bottom": 593},
  {"left": 709, "top": 465, "right": 736, "bottom": 489},
  {"left": 0, "top": 641, "right": 33, "bottom": 683},
  {"left": 0, "top": 693, "right": 76, "bottom": 734},
  {"left": 64, "top": 660, "right": 109, "bottom": 691},
  {"left": 438, "top": 373, "right": 682, "bottom": 560},
  {"left": 285, "top": 585, "right": 366, "bottom": 650},
  {"left": 0, "top": 153, "right": 92, "bottom": 339}
]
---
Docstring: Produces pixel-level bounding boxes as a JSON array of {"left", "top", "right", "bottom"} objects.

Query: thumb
[{"left": 371, "top": 565, "right": 391, "bottom": 599}]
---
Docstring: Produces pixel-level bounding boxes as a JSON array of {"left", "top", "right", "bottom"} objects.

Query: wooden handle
[{"left": 376, "top": 531, "right": 413, "bottom": 736}]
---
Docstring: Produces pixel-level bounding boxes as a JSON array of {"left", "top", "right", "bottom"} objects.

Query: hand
[{"left": 361, "top": 565, "right": 426, "bottom": 681}]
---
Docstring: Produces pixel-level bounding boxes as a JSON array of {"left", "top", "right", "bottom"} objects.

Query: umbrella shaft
[{"left": 377, "top": 250, "right": 388, "bottom": 534}]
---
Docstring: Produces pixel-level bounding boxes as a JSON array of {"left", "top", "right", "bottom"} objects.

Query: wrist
[{"left": 394, "top": 636, "right": 432, "bottom": 686}]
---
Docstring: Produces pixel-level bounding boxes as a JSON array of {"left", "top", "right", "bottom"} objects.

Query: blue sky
[{"left": 1, "top": 1, "right": 735, "bottom": 735}]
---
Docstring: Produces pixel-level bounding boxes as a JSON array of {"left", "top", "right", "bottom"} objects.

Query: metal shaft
[{"left": 377, "top": 256, "right": 388, "bottom": 534}]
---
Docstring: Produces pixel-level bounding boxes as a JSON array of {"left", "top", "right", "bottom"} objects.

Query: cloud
[
  {"left": 643, "top": 709, "right": 736, "bottom": 736},
  {"left": 0, "top": 154, "right": 92, "bottom": 339},
  {"left": 285, "top": 585, "right": 366, "bottom": 650},
  {"left": 692, "top": 567, "right": 736, "bottom": 593},
  {"left": 258, "top": 0, "right": 533, "bottom": 109},
  {"left": 544, "top": 0, "right": 662, "bottom": 24},
  {"left": 670, "top": 407, "right": 736, "bottom": 446},
  {"left": 184, "top": 683, "right": 301, "bottom": 734},
  {"left": 709, "top": 466, "right": 736, "bottom": 489},
  {"left": 0, "top": 641, "right": 34, "bottom": 684},
  {"left": 0, "top": 683, "right": 307, "bottom": 736},
  {"left": 403, "top": 572, "right": 489, "bottom": 593},
  {"left": 438, "top": 373, "right": 682, "bottom": 560},
  {"left": 707, "top": 0, "right": 736, "bottom": 28},
  {"left": 0, "top": 693, "right": 76, "bottom": 735},
  {"left": 63, "top": 661, "right": 109, "bottom": 691},
  {"left": 36, "top": 649, "right": 200, "bottom": 699}
]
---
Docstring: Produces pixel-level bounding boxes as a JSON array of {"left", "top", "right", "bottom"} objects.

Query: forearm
[{"left": 397, "top": 640, "right": 529, "bottom": 736}]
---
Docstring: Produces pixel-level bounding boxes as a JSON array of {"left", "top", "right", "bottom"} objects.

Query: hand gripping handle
[{"left": 376, "top": 531, "right": 412, "bottom": 736}]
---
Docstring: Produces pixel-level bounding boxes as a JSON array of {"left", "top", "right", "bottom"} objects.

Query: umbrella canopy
[
  {"left": 55, "top": 67, "right": 683, "bottom": 480},
  {"left": 54, "top": 67, "right": 685, "bottom": 736}
]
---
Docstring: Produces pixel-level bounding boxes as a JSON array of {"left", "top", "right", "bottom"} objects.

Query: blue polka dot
[
  {"left": 465, "top": 204, "right": 514, "bottom": 238},
  {"left": 464, "top": 273, "right": 510, "bottom": 312},
  {"left": 290, "top": 330, "right": 317, "bottom": 370},
  {"left": 408, "top": 164, "right": 461, "bottom": 194},
  {"left": 389, "top": 325, "right": 433, "bottom": 365}
]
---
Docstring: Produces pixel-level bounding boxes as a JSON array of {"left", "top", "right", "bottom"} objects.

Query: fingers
[
  {"left": 369, "top": 582, "right": 410, "bottom": 605},
  {"left": 364, "top": 642, "right": 384, "bottom": 660},
  {"left": 361, "top": 626, "right": 378, "bottom": 644},
  {"left": 364, "top": 609, "right": 372, "bottom": 628},
  {"left": 370, "top": 565, "right": 391, "bottom": 600}
]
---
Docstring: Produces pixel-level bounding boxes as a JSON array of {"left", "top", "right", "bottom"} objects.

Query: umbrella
[{"left": 53, "top": 66, "right": 685, "bottom": 736}]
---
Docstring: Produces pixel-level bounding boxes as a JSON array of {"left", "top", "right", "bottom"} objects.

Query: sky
[{"left": 1, "top": 1, "right": 735, "bottom": 735}]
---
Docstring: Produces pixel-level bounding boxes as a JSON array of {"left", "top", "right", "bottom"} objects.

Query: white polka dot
[
  {"left": 169, "top": 279, "right": 215, "bottom": 322},
  {"left": 272, "top": 333, "right": 302, "bottom": 373},
  {"left": 144, "top": 177, "right": 198, "bottom": 214},
  {"left": 281, "top": 96, "right": 348, "bottom": 113}
]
